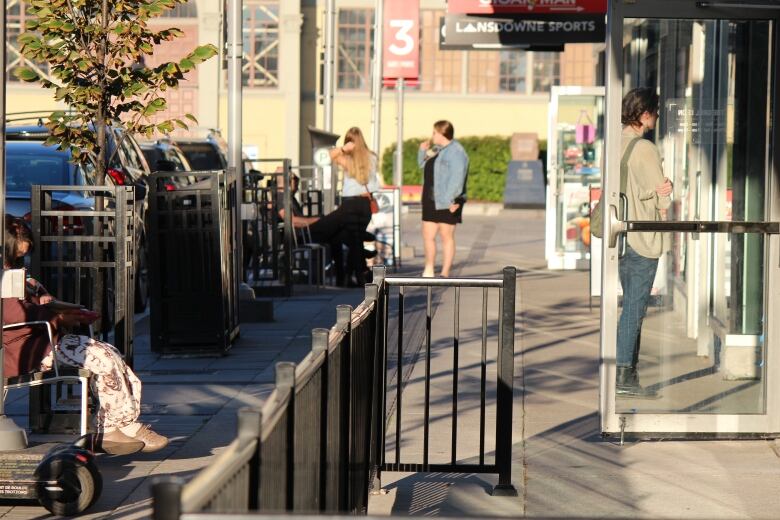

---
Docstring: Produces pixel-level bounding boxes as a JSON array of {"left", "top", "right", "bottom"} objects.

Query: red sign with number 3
[{"left": 383, "top": 0, "right": 420, "bottom": 81}]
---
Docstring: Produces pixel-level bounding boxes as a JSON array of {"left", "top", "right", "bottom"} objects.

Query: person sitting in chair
[
  {"left": 2, "top": 218, "right": 168, "bottom": 455},
  {"left": 276, "top": 173, "right": 376, "bottom": 286}
]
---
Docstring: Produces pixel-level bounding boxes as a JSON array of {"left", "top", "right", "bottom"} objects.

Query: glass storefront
[{"left": 601, "top": 1, "right": 780, "bottom": 436}]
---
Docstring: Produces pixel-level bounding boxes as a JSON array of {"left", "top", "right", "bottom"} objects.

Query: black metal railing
[
  {"left": 147, "top": 170, "right": 240, "bottom": 355},
  {"left": 30, "top": 185, "right": 136, "bottom": 362},
  {"left": 242, "top": 159, "right": 293, "bottom": 296},
  {"left": 375, "top": 267, "right": 517, "bottom": 496},
  {"left": 151, "top": 282, "right": 381, "bottom": 519},
  {"left": 151, "top": 266, "right": 518, "bottom": 518}
]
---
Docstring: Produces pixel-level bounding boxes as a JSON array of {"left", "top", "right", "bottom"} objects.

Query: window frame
[{"left": 336, "top": 8, "right": 374, "bottom": 92}]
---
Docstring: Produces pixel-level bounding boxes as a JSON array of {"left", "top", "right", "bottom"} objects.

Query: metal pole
[
  {"left": 394, "top": 78, "right": 404, "bottom": 189},
  {"left": 370, "top": 0, "right": 385, "bottom": 155},
  {"left": 492, "top": 266, "right": 518, "bottom": 496},
  {"left": 227, "top": 0, "right": 244, "bottom": 281},
  {"left": 323, "top": 0, "right": 336, "bottom": 133},
  {"left": 0, "top": 5, "right": 27, "bottom": 450}
]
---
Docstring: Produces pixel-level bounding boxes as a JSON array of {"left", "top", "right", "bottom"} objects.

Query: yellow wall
[
  {"left": 9, "top": 80, "right": 557, "bottom": 169},
  {"left": 332, "top": 93, "right": 551, "bottom": 158},
  {"left": 217, "top": 93, "right": 290, "bottom": 160},
  {"left": 7, "top": 83, "right": 553, "bottom": 165},
  {"left": 6, "top": 87, "right": 66, "bottom": 120}
]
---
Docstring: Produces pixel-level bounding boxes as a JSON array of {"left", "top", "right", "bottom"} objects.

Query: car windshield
[
  {"left": 178, "top": 143, "right": 225, "bottom": 170},
  {"left": 6, "top": 153, "right": 70, "bottom": 192}
]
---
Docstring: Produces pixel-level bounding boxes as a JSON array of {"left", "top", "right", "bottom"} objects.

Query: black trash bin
[{"left": 148, "top": 170, "right": 240, "bottom": 355}]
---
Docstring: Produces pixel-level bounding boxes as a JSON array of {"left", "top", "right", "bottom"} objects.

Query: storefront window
[
  {"left": 6, "top": 0, "right": 52, "bottom": 84},
  {"left": 499, "top": 50, "right": 528, "bottom": 93},
  {"left": 337, "top": 9, "right": 374, "bottom": 91},
  {"left": 533, "top": 53, "right": 561, "bottom": 93},
  {"left": 419, "top": 10, "right": 462, "bottom": 93},
  {"left": 243, "top": 0, "right": 279, "bottom": 88}
]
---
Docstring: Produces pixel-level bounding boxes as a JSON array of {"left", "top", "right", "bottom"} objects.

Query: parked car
[
  {"left": 5, "top": 140, "right": 95, "bottom": 226},
  {"left": 139, "top": 139, "right": 202, "bottom": 189},
  {"left": 175, "top": 132, "right": 229, "bottom": 171},
  {"left": 5, "top": 123, "right": 152, "bottom": 312},
  {"left": 139, "top": 139, "right": 193, "bottom": 173}
]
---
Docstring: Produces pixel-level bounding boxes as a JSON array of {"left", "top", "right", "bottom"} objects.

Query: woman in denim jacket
[{"left": 417, "top": 120, "right": 469, "bottom": 277}]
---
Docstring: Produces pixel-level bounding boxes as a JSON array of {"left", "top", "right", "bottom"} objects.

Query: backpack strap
[{"left": 620, "top": 137, "right": 642, "bottom": 194}]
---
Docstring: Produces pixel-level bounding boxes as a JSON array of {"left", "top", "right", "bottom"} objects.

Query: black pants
[{"left": 309, "top": 196, "right": 372, "bottom": 284}]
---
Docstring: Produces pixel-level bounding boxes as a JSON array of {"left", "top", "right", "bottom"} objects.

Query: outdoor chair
[
  {"left": 291, "top": 225, "right": 330, "bottom": 287},
  {"left": 3, "top": 321, "right": 92, "bottom": 436}
]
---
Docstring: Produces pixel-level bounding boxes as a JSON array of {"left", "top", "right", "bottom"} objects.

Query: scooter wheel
[{"left": 36, "top": 459, "right": 101, "bottom": 516}]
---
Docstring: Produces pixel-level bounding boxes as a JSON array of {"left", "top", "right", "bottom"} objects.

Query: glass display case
[{"left": 545, "top": 86, "right": 605, "bottom": 270}]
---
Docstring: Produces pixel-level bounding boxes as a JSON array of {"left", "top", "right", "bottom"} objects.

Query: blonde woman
[{"left": 329, "top": 127, "right": 380, "bottom": 285}]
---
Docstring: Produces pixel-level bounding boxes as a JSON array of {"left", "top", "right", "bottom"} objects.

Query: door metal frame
[{"left": 601, "top": 0, "right": 780, "bottom": 436}]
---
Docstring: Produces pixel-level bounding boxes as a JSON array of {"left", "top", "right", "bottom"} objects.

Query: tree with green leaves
[{"left": 13, "top": 0, "right": 217, "bottom": 185}]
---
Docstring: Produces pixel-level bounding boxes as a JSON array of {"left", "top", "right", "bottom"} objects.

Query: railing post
[
  {"left": 372, "top": 265, "right": 386, "bottom": 288},
  {"left": 364, "top": 283, "right": 378, "bottom": 303},
  {"left": 336, "top": 305, "right": 352, "bottom": 330},
  {"left": 370, "top": 276, "right": 388, "bottom": 495},
  {"left": 276, "top": 362, "right": 296, "bottom": 510},
  {"left": 151, "top": 476, "right": 184, "bottom": 520},
  {"left": 493, "top": 266, "right": 518, "bottom": 496},
  {"left": 312, "top": 328, "right": 329, "bottom": 512},
  {"left": 237, "top": 407, "right": 262, "bottom": 510},
  {"left": 335, "top": 305, "right": 352, "bottom": 511}
]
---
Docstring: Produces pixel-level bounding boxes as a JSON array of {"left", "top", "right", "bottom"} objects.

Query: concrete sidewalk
[
  {"left": 1, "top": 286, "right": 366, "bottom": 520},
  {"left": 4, "top": 207, "right": 780, "bottom": 519},
  {"left": 368, "top": 208, "right": 780, "bottom": 519}
]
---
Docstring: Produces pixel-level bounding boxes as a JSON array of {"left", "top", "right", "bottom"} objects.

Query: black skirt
[{"left": 421, "top": 156, "right": 463, "bottom": 225}]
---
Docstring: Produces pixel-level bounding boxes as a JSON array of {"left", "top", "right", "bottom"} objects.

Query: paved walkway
[
  {"left": 1, "top": 286, "right": 366, "bottom": 519},
  {"left": 369, "top": 207, "right": 780, "bottom": 519},
  {"left": 5, "top": 207, "right": 780, "bottom": 519}
]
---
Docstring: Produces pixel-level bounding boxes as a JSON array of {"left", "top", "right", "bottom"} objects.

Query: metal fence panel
[
  {"left": 30, "top": 185, "right": 136, "bottom": 362},
  {"left": 377, "top": 268, "right": 517, "bottom": 496},
  {"left": 242, "top": 159, "right": 293, "bottom": 296},
  {"left": 150, "top": 269, "right": 518, "bottom": 518}
]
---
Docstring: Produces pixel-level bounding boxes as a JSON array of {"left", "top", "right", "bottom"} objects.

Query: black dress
[{"left": 422, "top": 155, "right": 463, "bottom": 225}]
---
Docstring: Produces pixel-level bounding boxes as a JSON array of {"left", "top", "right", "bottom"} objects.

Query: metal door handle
[{"left": 607, "top": 204, "right": 626, "bottom": 249}]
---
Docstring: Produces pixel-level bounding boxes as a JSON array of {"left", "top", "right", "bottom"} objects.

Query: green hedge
[{"left": 381, "top": 136, "right": 547, "bottom": 202}]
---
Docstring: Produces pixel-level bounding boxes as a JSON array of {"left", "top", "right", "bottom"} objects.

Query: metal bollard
[{"left": 151, "top": 476, "right": 184, "bottom": 520}]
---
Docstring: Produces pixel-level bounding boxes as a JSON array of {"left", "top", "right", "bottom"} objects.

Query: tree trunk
[{"left": 93, "top": 0, "right": 110, "bottom": 333}]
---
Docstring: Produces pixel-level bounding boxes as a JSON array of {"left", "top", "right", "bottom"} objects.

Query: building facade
[{"left": 4, "top": 0, "right": 602, "bottom": 166}]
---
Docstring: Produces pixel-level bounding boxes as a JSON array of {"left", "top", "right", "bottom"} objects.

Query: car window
[
  {"left": 75, "top": 160, "right": 97, "bottom": 186},
  {"left": 173, "top": 149, "right": 192, "bottom": 171},
  {"left": 178, "top": 143, "right": 226, "bottom": 170},
  {"left": 128, "top": 136, "right": 151, "bottom": 173},
  {"left": 142, "top": 148, "right": 164, "bottom": 171},
  {"left": 120, "top": 134, "right": 147, "bottom": 173},
  {"left": 6, "top": 153, "right": 70, "bottom": 192},
  {"left": 164, "top": 149, "right": 187, "bottom": 171}
]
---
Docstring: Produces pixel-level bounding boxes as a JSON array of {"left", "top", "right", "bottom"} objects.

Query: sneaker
[
  {"left": 94, "top": 429, "right": 145, "bottom": 455},
  {"left": 422, "top": 269, "right": 434, "bottom": 278},
  {"left": 132, "top": 423, "right": 169, "bottom": 452},
  {"left": 616, "top": 367, "right": 659, "bottom": 399}
]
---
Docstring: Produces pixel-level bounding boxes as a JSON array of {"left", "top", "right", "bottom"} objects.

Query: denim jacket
[{"left": 417, "top": 139, "right": 469, "bottom": 210}]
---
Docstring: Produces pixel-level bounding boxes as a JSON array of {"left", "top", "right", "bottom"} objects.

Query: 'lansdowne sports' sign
[
  {"left": 443, "top": 14, "right": 605, "bottom": 46},
  {"left": 447, "top": 0, "right": 608, "bottom": 15}
]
